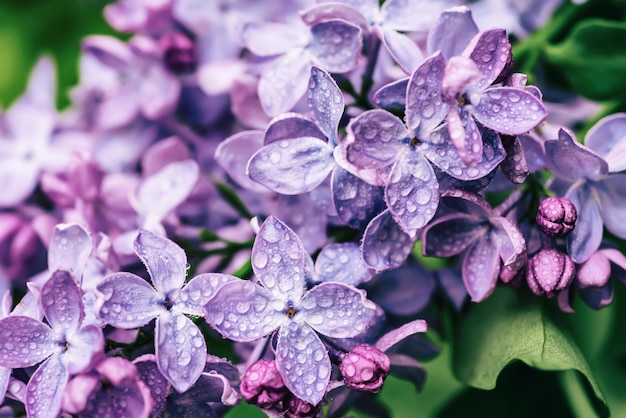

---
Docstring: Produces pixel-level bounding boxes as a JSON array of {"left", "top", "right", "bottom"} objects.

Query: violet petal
[{"left": 134, "top": 230, "right": 188, "bottom": 296}]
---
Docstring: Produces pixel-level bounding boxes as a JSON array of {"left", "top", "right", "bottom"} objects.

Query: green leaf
[
  {"left": 452, "top": 287, "right": 609, "bottom": 417},
  {"left": 544, "top": 19, "right": 626, "bottom": 101},
  {"left": 213, "top": 180, "right": 254, "bottom": 219}
]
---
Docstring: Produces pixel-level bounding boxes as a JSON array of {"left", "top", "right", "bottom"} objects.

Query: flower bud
[
  {"left": 161, "top": 33, "right": 196, "bottom": 74},
  {"left": 340, "top": 344, "right": 390, "bottom": 393},
  {"left": 239, "top": 360, "right": 288, "bottom": 410},
  {"left": 536, "top": 197, "right": 577, "bottom": 237},
  {"left": 526, "top": 249, "right": 575, "bottom": 297},
  {"left": 285, "top": 396, "right": 320, "bottom": 418}
]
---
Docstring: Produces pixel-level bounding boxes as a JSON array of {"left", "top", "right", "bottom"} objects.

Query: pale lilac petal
[
  {"left": 81, "top": 35, "right": 132, "bottom": 71},
  {"left": 427, "top": 6, "right": 478, "bottom": 57},
  {"left": 230, "top": 74, "right": 272, "bottom": 129},
  {"left": 492, "top": 217, "right": 526, "bottom": 267},
  {"left": 545, "top": 129, "right": 608, "bottom": 182},
  {"left": 134, "top": 230, "right": 188, "bottom": 295},
  {"left": 472, "top": 87, "right": 547, "bottom": 135},
  {"left": 177, "top": 273, "right": 238, "bottom": 316},
  {"left": 300, "top": 283, "right": 376, "bottom": 338},
  {"left": 48, "top": 223, "right": 92, "bottom": 280},
  {"left": 372, "top": 78, "right": 408, "bottom": 109},
  {"left": 381, "top": 27, "right": 423, "bottom": 74},
  {"left": 203, "top": 280, "right": 286, "bottom": 342},
  {"left": 314, "top": 243, "right": 374, "bottom": 286},
  {"left": 276, "top": 321, "right": 330, "bottom": 405},
  {"left": 300, "top": 3, "right": 370, "bottom": 31},
  {"left": 331, "top": 167, "right": 385, "bottom": 229},
  {"left": 155, "top": 312, "right": 206, "bottom": 393},
  {"left": 274, "top": 193, "right": 328, "bottom": 254},
  {"left": 577, "top": 251, "right": 611, "bottom": 289},
  {"left": 597, "top": 175, "right": 626, "bottom": 239},
  {"left": 0, "top": 316, "right": 56, "bottom": 368},
  {"left": 265, "top": 113, "right": 325, "bottom": 144},
  {"left": 259, "top": 51, "right": 312, "bottom": 117},
  {"left": 64, "top": 325, "right": 104, "bottom": 374},
  {"left": 20, "top": 56, "right": 57, "bottom": 109},
  {"left": 447, "top": 105, "right": 483, "bottom": 166},
  {"left": 500, "top": 135, "right": 529, "bottom": 184},
  {"left": 41, "top": 270, "right": 84, "bottom": 334},
  {"left": 247, "top": 137, "right": 335, "bottom": 194},
  {"left": 308, "top": 66, "right": 343, "bottom": 145},
  {"left": 0, "top": 367, "right": 9, "bottom": 404},
  {"left": 385, "top": 151, "right": 439, "bottom": 238},
  {"left": 406, "top": 52, "right": 448, "bottom": 135},
  {"left": 369, "top": 262, "right": 435, "bottom": 316},
  {"left": 361, "top": 209, "right": 414, "bottom": 271},
  {"left": 97, "top": 272, "right": 163, "bottom": 328},
  {"left": 137, "top": 160, "right": 199, "bottom": 227},
  {"left": 214, "top": 130, "right": 269, "bottom": 193},
  {"left": 441, "top": 56, "right": 483, "bottom": 100},
  {"left": 584, "top": 113, "right": 626, "bottom": 171},
  {"left": 309, "top": 20, "right": 362, "bottom": 73},
  {"left": 96, "top": 85, "right": 141, "bottom": 130},
  {"left": 139, "top": 65, "right": 180, "bottom": 120},
  {"left": 25, "top": 355, "right": 68, "bottom": 418},
  {"left": 141, "top": 136, "right": 192, "bottom": 176},
  {"left": 375, "top": 319, "right": 428, "bottom": 352},
  {"left": 252, "top": 217, "right": 307, "bottom": 300},
  {"left": 462, "top": 234, "right": 501, "bottom": 302},
  {"left": 242, "top": 22, "right": 308, "bottom": 56},
  {"left": 422, "top": 213, "right": 486, "bottom": 257},
  {"left": 464, "top": 28, "right": 511, "bottom": 90},
  {"left": 566, "top": 185, "right": 603, "bottom": 263},
  {"left": 0, "top": 160, "right": 40, "bottom": 208}
]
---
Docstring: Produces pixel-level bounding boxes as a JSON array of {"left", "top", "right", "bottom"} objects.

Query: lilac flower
[
  {"left": 204, "top": 216, "right": 377, "bottom": 405},
  {"left": 572, "top": 248, "right": 626, "bottom": 309},
  {"left": 104, "top": 0, "right": 173, "bottom": 34},
  {"left": 545, "top": 123, "right": 626, "bottom": 263},
  {"left": 421, "top": 190, "right": 526, "bottom": 301},
  {"left": 340, "top": 344, "right": 390, "bottom": 393},
  {"left": 96, "top": 230, "right": 233, "bottom": 392},
  {"left": 0, "top": 270, "right": 104, "bottom": 418}
]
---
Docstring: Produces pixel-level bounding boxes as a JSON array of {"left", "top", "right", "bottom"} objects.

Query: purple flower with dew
[
  {"left": 545, "top": 123, "right": 626, "bottom": 263},
  {"left": 312, "top": 242, "right": 375, "bottom": 287},
  {"left": 96, "top": 230, "right": 235, "bottom": 392},
  {"left": 62, "top": 356, "right": 154, "bottom": 418},
  {"left": 526, "top": 248, "right": 575, "bottom": 298},
  {"left": 422, "top": 190, "right": 526, "bottom": 301},
  {"left": 243, "top": 17, "right": 361, "bottom": 116},
  {"left": 0, "top": 270, "right": 104, "bottom": 418},
  {"left": 104, "top": 0, "right": 173, "bottom": 34},
  {"left": 204, "top": 216, "right": 377, "bottom": 405}
]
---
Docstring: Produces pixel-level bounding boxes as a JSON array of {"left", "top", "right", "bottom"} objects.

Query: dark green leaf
[{"left": 213, "top": 180, "right": 254, "bottom": 219}]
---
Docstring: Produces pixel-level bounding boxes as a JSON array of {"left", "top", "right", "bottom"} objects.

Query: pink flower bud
[
  {"left": 536, "top": 197, "right": 577, "bottom": 237},
  {"left": 285, "top": 396, "right": 320, "bottom": 417},
  {"left": 340, "top": 344, "right": 390, "bottom": 393},
  {"left": 240, "top": 360, "right": 288, "bottom": 410},
  {"left": 526, "top": 249, "right": 575, "bottom": 297}
]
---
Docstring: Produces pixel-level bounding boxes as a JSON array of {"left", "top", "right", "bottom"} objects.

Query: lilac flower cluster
[{"left": 1, "top": 0, "right": 625, "bottom": 416}]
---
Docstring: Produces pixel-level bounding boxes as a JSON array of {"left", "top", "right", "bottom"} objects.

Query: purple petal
[
  {"left": 64, "top": 325, "right": 104, "bottom": 374},
  {"left": 308, "top": 66, "right": 344, "bottom": 145},
  {"left": 385, "top": 151, "right": 439, "bottom": 238},
  {"left": 387, "top": 353, "right": 426, "bottom": 390},
  {"left": 81, "top": 35, "right": 132, "bottom": 71},
  {"left": 0, "top": 316, "right": 56, "bottom": 368},
  {"left": 134, "top": 230, "right": 188, "bottom": 295},
  {"left": 274, "top": 193, "right": 328, "bottom": 254},
  {"left": 25, "top": 355, "right": 68, "bottom": 418},
  {"left": 421, "top": 213, "right": 486, "bottom": 257},
  {"left": 41, "top": 270, "right": 84, "bottom": 334},
  {"left": 462, "top": 234, "right": 501, "bottom": 302},
  {"left": 48, "top": 223, "right": 92, "bottom": 280},
  {"left": 406, "top": 52, "right": 448, "bottom": 135},
  {"left": 491, "top": 217, "right": 526, "bottom": 266},
  {"left": 361, "top": 209, "right": 414, "bottom": 271},
  {"left": 300, "top": 283, "right": 376, "bottom": 338},
  {"left": 97, "top": 272, "right": 163, "bottom": 328},
  {"left": 259, "top": 51, "right": 312, "bottom": 116},
  {"left": 472, "top": 87, "right": 547, "bottom": 135},
  {"left": 135, "top": 356, "right": 168, "bottom": 415},
  {"left": 155, "top": 312, "right": 206, "bottom": 393},
  {"left": 447, "top": 105, "right": 483, "bottom": 166},
  {"left": 435, "top": 268, "right": 468, "bottom": 310},
  {"left": 247, "top": 137, "right": 335, "bottom": 195},
  {"left": 441, "top": 56, "right": 483, "bottom": 100},
  {"left": 566, "top": 185, "right": 603, "bottom": 263},
  {"left": 300, "top": 3, "right": 370, "bottom": 31},
  {"left": 368, "top": 263, "right": 435, "bottom": 316},
  {"left": 579, "top": 281, "right": 614, "bottom": 309},
  {"left": 577, "top": 251, "right": 611, "bottom": 288},
  {"left": 382, "top": 0, "right": 452, "bottom": 31},
  {"left": 138, "top": 66, "right": 180, "bottom": 120},
  {"left": 375, "top": 319, "right": 428, "bottom": 353},
  {"left": 264, "top": 113, "right": 325, "bottom": 144},
  {"left": 427, "top": 6, "right": 478, "bottom": 57},
  {"left": 309, "top": 20, "right": 362, "bottom": 73},
  {"left": 0, "top": 366, "right": 9, "bottom": 404},
  {"left": 314, "top": 243, "right": 374, "bottom": 286},
  {"left": 584, "top": 113, "right": 626, "bottom": 172},
  {"left": 518, "top": 133, "right": 546, "bottom": 172},
  {"left": 177, "top": 273, "right": 238, "bottom": 316},
  {"left": 597, "top": 175, "right": 626, "bottom": 239},
  {"left": 545, "top": 129, "right": 608, "bottom": 182},
  {"left": 464, "top": 28, "right": 511, "bottom": 90},
  {"left": 331, "top": 167, "right": 386, "bottom": 229},
  {"left": 215, "top": 130, "right": 269, "bottom": 192},
  {"left": 343, "top": 109, "right": 409, "bottom": 186},
  {"left": 372, "top": 78, "right": 408, "bottom": 110},
  {"left": 0, "top": 160, "right": 40, "bottom": 208},
  {"left": 276, "top": 322, "right": 330, "bottom": 405},
  {"left": 243, "top": 22, "right": 308, "bottom": 56},
  {"left": 500, "top": 135, "right": 529, "bottom": 184},
  {"left": 252, "top": 216, "right": 307, "bottom": 300},
  {"left": 203, "top": 280, "right": 286, "bottom": 342},
  {"left": 381, "top": 27, "right": 423, "bottom": 74}
]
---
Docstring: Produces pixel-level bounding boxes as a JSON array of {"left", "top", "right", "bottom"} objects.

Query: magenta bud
[
  {"left": 161, "top": 33, "right": 196, "bottom": 74},
  {"left": 340, "top": 344, "right": 390, "bottom": 393},
  {"left": 536, "top": 197, "right": 577, "bottom": 237},
  {"left": 285, "top": 396, "right": 320, "bottom": 418},
  {"left": 526, "top": 249, "right": 575, "bottom": 297},
  {"left": 239, "top": 360, "right": 288, "bottom": 410}
]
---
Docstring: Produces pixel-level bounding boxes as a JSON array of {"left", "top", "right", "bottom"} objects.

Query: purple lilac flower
[
  {"left": 104, "top": 0, "right": 173, "bottom": 34},
  {"left": 536, "top": 197, "right": 577, "bottom": 238},
  {"left": 0, "top": 270, "right": 104, "bottom": 418},
  {"left": 526, "top": 248, "right": 575, "bottom": 297},
  {"left": 422, "top": 190, "right": 526, "bottom": 301},
  {"left": 204, "top": 216, "right": 377, "bottom": 405},
  {"left": 96, "top": 230, "right": 234, "bottom": 392},
  {"left": 545, "top": 122, "right": 626, "bottom": 263}
]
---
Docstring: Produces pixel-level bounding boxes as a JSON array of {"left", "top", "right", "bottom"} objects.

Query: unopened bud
[
  {"left": 526, "top": 249, "right": 575, "bottom": 297},
  {"left": 340, "top": 344, "right": 390, "bottom": 393},
  {"left": 285, "top": 396, "right": 320, "bottom": 418},
  {"left": 536, "top": 197, "right": 577, "bottom": 237},
  {"left": 161, "top": 33, "right": 196, "bottom": 74},
  {"left": 240, "top": 360, "right": 287, "bottom": 410}
]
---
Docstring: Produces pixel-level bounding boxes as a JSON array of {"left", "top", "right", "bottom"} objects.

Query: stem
[{"left": 493, "top": 188, "right": 524, "bottom": 218}]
